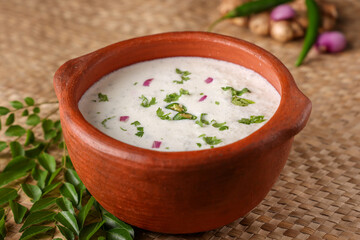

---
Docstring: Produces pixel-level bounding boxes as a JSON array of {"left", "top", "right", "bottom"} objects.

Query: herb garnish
[
  {"left": 173, "top": 113, "right": 197, "bottom": 120},
  {"left": 156, "top": 108, "right": 172, "bottom": 120},
  {"left": 134, "top": 82, "right": 138, "bottom": 85},
  {"left": 196, "top": 143, "right": 202, "bottom": 147},
  {"left": 120, "top": 127, "right": 127, "bottom": 131},
  {"left": 98, "top": 93, "right": 109, "bottom": 102},
  {"left": 222, "top": 86, "right": 251, "bottom": 96},
  {"left": 211, "top": 120, "right": 229, "bottom": 131},
  {"left": 238, "top": 115, "right": 266, "bottom": 124},
  {"left": 231, "top": 96, "right": 255, "bottom": 106},
  {"left": 222, "top": 86, "right": 254, "bottom": 106},
  {"left": 173, "top": 68, "right": 191, "bottom": 84},
  {"left": 215, "top": 101, "right": 220, "bottom": 105},
  {"left": 164, "top": 88, "right": 190, "bottom": 103},
  {"left": 195, "top": 113, "right": 210, "bottom": 127},
  {"left": 139, "top": 95, "right": 157, "bottom": 108},
  {"left": 165, "top": 103, "right": 187, "bottom": 113},
  {"left": 135, "top": 127, "right": 144, "bottom": 137},
  {"left": 179, "top": 88, "right": 190, "bottom": 95},
  {"left": 131, "top": 121, "right": 141, "bottom": 126},
  {"left": 131, "top": 121, "right": 144, "bottom": 137},
  {"left": 101, "top": 116, "right": 115, "bottom": 128},
  {"left": 0, "top": 96, "right": 135, "bottom": 240},
  {"left": 199, "top": 135, "right": 223, "bottom": 146}
]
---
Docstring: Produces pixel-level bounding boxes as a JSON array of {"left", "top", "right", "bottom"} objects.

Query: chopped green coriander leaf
[
  {"left": 160, "top": 89, "right": 164, "bottom": 92},
  {"left": 173, "top": 113, "right": 197, "bottom": 120},
  {"left": 131, "top": 121, "right": 144, "bottom": 137},
  {"left": 195, "top": 113, "right": 210, "bottom": 127},
  {"left": 140, "top": 95, "right": 157, "bottom": 107},
  {"left": 164, "top": 93, "right": 180, "bottom": 103},
  {"left": 165, "top": 103, "right": 187, "bottom": 113},
  {"left": 215, "top": 101, "right": 220, "bottom": 105},
  {"left": 198, "top": 134, "right": 206, "bottom": 138},
  {"left": 211, "top": 120, "right": 227, "bottom": 128},
  {"left": 165, "top": 147, "right": 169, "bottom": 150},
  {"left": 219, "top": 126, "right": 229, "bottom": 131},
  {"left": 120, "top": 127, "right": 127, "bottom": 131},
  {"left": 200, "top": 93, "right": 204, "bottom": 95},
  {"left": 211, "top": 120, "right": 229, "bottom": 131},
  {"left": 173, "top": 68, "right": 191, "bottom": 84},
  {"left": 179, "top": 88, "right": 190, "bottom": 95},
  {"left": 98, "top": 93, "right": 109, "bottom": 102},
  {"left": 238, "top": 115, "right": 266, "bottom": 125},
  {"left": 231, "top": 96, "right": 255, "bottom": 106},
  {"left": 96, "top": 112, "right": 100, "bottom": 114},
  {"left": 134, "top": 82, "right": 138, "bottom": 85},
  {"left": 199, "top": 135, "right": 222, "bottom": 146},
  {"left": 101, "top": 116, "right": 115, "bottom": 128},
  {"left": 156, "top": 108, "right": 172, "bottom": 120},
  {"left": 211, "top": 146, "right": 214, "bottom": 149},
  {"left": 222, "top": 86, "right": 251, "bottom": 97},
  {"left": 196, "top": 143, "right": 202, "bottom": 148},
  {"left": 164, "top": 88, "right": 190, "bottom": 103},
  {"left": 135, "top": 132, "right": 144, "bottom": 137},
  {"left": 131, "top": 121, "right": 141, "bottom": 126}
]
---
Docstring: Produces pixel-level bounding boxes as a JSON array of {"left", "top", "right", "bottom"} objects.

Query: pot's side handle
[
  {"left": 282, "top": 86, "right": 312, "bottom": 138},
  {"left": 53, "top": 57, "right": 85, "bottom": 103}
]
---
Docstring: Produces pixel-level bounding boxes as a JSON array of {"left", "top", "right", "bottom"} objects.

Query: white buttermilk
[{"left": 78, "top": 57, "right": 281, "bottom": 151}]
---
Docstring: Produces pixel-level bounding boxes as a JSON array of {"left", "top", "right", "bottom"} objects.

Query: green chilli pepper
[
  {"left": 165, "top": 103, "right": 187, "bottom": 113},
  {"left": 173, "top": 113, "right": 197, "bottom": 120},
  {"left": 295, "top": 0, "right": 320, "bottom": 66},
  {"left": 208, "top": 0, "right": 292, "bottom": 31}
]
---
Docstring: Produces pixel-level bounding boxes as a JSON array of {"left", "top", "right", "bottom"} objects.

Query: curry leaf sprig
[{"left": 0, "top": 97, "right": 135, "bottom": 240}]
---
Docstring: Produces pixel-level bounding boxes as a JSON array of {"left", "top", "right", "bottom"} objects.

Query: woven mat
[{"left": 1, "top": 0, "right": 360, "bottom": 239}]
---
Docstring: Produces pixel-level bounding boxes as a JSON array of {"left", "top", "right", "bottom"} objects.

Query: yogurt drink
[{"left": 78, "top": 57, "right": 280, "bottom": 151}]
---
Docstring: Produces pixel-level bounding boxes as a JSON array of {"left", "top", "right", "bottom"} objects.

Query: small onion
[
  {"left": 199, "top": 95, "right": 207, "bottom": 102},
  {"left": 316, "top": 31, "right": 346, "bottom": 53},
  {"left": 119, "top": 116, "right": 129, "bottom": 122},
  {"left": 205, "top": 77, "right": 213, "bottom": 84},
  {"left": 270, "top": 4, "right": 296, "bottom": 21},
  {"left": 143, "top": 78, "right": 153, "bottom": 86},
  {"left": 152, "top": 141, "right": 162, "bottom": 149}
]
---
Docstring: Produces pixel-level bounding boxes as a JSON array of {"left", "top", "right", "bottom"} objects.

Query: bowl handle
[
  {"left": 281, "top": 86, "right": 312, "bottom": 139},
  {"left": 53, "top": 57, "right": 88, "bottom": 103}
]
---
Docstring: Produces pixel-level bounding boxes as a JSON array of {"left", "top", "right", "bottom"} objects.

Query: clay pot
[{"left": 54, "top": 32, "right": 311, "bottom": 234}]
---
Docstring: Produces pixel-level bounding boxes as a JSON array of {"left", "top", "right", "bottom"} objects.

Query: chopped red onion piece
[
  {"left": 199, "top": 95, "right": 207, "bottom": 102},
  {"left": 152, "top": 141, "right": 162, "bottom": 149},
  {"left": 270, "top": 4, "right": 295, "bottom": 21},
  {"left": 316, "top": 31, "right": 347, "bottom": 53},
  {"left": 143, "top": 78, "right": 154, "bottom": 86},
  {"left": 205, "top": 77, "right": 213, "bottom": 84},
  {"left": 119, "top": 116, "right": 129, "bottom": 122}
]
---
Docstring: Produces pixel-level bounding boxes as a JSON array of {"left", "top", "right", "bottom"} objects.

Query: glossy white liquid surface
[{"left": 78, "top": 57, "right": 280, "bottom": 151}]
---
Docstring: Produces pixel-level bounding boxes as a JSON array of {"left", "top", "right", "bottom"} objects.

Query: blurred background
[{"left": 1, "top": 0, "right": 359, "bottom": 239}]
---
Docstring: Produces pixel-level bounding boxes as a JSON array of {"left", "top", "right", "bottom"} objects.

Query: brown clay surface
[{"left": 1, "top": 0, "right": 360, "bottom": 239}]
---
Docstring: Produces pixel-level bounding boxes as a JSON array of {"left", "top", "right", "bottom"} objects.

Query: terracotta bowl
[{"left": 54, "top": 32, "right": 311, "bottom": 234}]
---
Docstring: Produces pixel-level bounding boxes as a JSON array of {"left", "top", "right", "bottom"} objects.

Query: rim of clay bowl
[{"left": 54, "top": 31, "right": 311, "bottom": 169}]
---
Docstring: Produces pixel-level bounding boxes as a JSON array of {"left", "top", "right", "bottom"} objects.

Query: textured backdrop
[{"left": 0, "top": 0, "right": 359, "bottom": 239}]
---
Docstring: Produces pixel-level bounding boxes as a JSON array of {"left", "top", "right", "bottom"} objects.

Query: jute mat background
[{"left": 0, "top": 0, "right": 359, "bottom": 239}]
